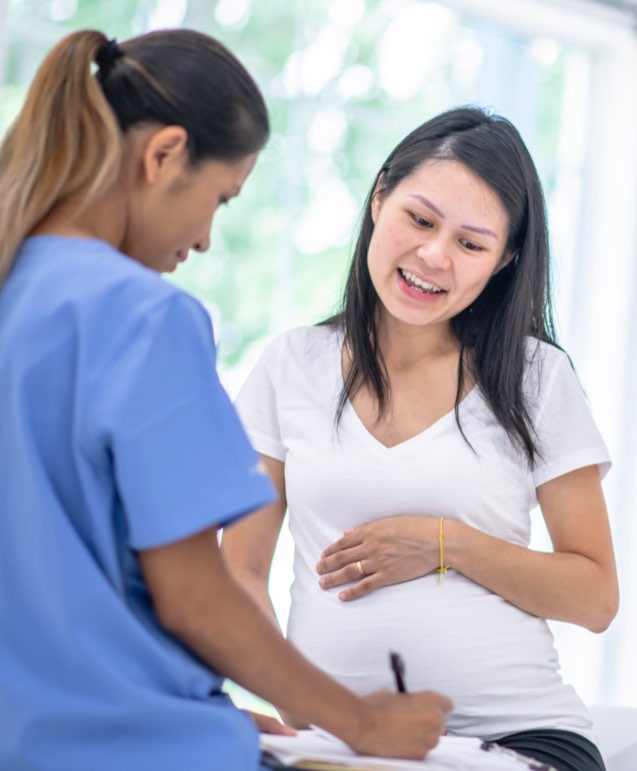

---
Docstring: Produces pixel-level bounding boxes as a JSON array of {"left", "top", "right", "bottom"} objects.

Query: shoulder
[
  {"left": 74, "top": 240, "right": 209, "bottom": 334},
  {"left": 85, "top": 240, "right": 193, "bottom": 314},
  {"left": 237, "top": 323, "right": 342, "bottom": 408},
  {"left": 17, "top": 235, "right": 193, "bottom": 318},
  {"left": 92, "top": 259, "right": 214, "bottom": 367},
  {"left": 523, "top": 340, "right": 610, "bottom": 482},
  {"left": 8, "top": 237, "right": 210, "bottom": 352},
  {"left": 522, "top": 337, "right": 591, "bottom": 423},
  {"left": 69, "top": 239, "right": 213, "bottom": 359},
  {"left": 523, "top": 337, "right": 573, "bottom": 391}
]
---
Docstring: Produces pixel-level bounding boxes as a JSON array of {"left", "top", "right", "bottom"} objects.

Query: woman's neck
[
  {"left": 30, "top": 186, "right": 127, "bottom": 250},
  {"left": 376, "top": 315, "right": 459, "bottom": 372}
]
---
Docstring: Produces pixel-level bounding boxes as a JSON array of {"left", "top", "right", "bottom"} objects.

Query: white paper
[{"left": 260, "top": 728, "right": 545, "bottom": 770}]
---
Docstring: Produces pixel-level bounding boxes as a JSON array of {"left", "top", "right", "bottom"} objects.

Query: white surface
[{"left": 589, "top": 705, "right": 637, "bottom": 771}]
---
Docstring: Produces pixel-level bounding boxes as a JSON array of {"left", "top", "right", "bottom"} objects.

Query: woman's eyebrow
[
  {"left": 461, "top": 224, "right": 498, "bottom": 239},
  {"left": 408, "top": 193, "right": 445, "bottom": 218},
  {"left": 408, "top": 193, "right": 498, "bottom": 239}
]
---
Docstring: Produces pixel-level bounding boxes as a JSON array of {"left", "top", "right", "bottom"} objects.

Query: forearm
[
  {"left": 142, "top": 526, "right": 451, "bottom": 759},
  {"left": 225, "top": 565, "right": 312, "bottom": 727},
  {"left": 225, "top": 564, "right": 281, "bottom": 630},
  {"left": 445, "top": 519, "right": 617, "bottom": 631},
  {"left": 159, "top": 551, "right": 362, "bottom": 741},
  {"left": 220, "top": 455, "right": 287, "bottom": 630}
]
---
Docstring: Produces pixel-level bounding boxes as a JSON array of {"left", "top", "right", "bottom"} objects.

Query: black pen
[{"left": 389, "top": 651, "right": 407, "bottom": 692}]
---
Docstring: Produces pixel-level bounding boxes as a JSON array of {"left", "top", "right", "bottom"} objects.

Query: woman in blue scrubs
[{"left": 0, "top": 28, "right": 450, "bottom": 771}]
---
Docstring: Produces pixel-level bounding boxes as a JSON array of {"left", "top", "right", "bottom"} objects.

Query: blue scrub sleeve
[{"left": 108, "top": 292, "right": 275, "bottom": 549}]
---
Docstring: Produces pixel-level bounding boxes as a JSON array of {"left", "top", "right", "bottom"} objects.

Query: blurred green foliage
[
  {"left": 0, "top": 0, "right": 587, "bottom": 721},
  {"left": 1, "top": 0, "right": 575, "bottom": 371}
]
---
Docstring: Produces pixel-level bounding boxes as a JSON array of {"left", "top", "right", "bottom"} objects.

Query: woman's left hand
[
  {"left": 245, "top": 710, "right": 297, "bottom": 735},
  {"left": 316, "top": 516, "right": 440, "bottom": 601}
]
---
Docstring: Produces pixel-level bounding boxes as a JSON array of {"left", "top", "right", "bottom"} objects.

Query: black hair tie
[{"left": 95, "top": 38, "right": 123, "bottom": 74}]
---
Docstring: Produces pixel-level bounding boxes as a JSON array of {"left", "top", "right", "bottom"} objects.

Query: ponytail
[
  {"left": 0, "top": 30, "right": 122, "bottom": 285},
  {"left": 0, "top": 27, "right": 269, "bottom": 288}
]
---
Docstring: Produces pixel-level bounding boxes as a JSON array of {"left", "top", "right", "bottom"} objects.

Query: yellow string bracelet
[{"left": 436, "top": 516, "right": 449, "bottom": 585}]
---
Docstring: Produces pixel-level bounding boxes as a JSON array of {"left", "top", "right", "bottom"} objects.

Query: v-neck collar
[
  {"left": 342, "top": 384, "right": 478, "bottom": 454},
  {"left": 329, "top": 328, "right": 478, "bottom": 455}
]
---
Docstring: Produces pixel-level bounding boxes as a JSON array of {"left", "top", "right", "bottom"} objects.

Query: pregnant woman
[{"left": 222, "top": 106, "right": 618, "bottom": 771}]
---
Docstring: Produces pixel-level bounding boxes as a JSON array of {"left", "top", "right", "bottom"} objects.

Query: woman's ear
[
  {"left": 370, "top": 173, "right": 386, "bottom": 224},
  {"left": 493, "top": 249, "right": 517, "bottom": 275},
  {"left": 141, "top": 125, "right": 189, "bottom": 186}
]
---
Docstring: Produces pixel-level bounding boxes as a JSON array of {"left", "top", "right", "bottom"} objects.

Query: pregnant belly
[{"left": 286, "top": 570, "right": 569, "bottom": 736}]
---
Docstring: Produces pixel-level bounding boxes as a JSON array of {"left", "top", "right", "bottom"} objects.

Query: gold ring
[{"left": 355, "top": 560, "right": 367, "bottom": 578}]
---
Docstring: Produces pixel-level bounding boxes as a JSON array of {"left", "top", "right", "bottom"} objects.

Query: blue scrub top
[{"left": 0, "top": 237, "right": 276, "bottom": 771}]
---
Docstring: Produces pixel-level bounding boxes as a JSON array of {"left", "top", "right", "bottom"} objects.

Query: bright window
[{"left": 2, "top": 0, "right": 636, "bottom": 713}]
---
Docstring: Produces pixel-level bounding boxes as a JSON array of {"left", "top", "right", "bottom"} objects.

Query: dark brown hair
[
  {"left": 327, "top": 106, "right": 556, "bottom": 464},
  {"left": 0, "top": 28, "right": 269, "bottom": 285}
]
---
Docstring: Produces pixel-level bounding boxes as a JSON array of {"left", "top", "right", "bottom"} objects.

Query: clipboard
[{"left": 259, "top": 728, "right": 556, "bottom": 770}]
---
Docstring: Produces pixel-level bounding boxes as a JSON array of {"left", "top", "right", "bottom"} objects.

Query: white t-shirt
[{"left": 235, "top": 324, "right": 611, "bottom": 741}]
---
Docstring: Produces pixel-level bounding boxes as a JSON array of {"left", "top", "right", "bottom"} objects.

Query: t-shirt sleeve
[
  {"left": 105, "top": 292, "right": 276, "bottom": 549},
  {"left": 531, "top": 346, "right": 611, "bottom": 488},
  {"left": 234, "top": 335, "right": 287, "bottom": 462}
]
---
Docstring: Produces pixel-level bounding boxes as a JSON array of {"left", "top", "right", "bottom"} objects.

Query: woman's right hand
[
  {"left": 317, "top": 515, "right": 442, "bottom": 601},
  {"left": 347, "top": 689, "right": 452, "bottom": 759}
]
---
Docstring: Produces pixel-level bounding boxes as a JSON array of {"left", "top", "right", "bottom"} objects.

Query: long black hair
[{"left": 327, "top": 106, "right": 557, "bottom": 465}]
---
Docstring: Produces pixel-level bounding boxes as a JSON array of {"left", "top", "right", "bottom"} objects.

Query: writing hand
[
  {"left": 316, "top": 516, "right": 441, "bottom": 601},
  {"left": 350, "top": 689, "right": 451, "bottom": 759}
]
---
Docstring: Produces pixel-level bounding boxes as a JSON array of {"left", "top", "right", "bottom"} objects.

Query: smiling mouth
[{"left": 398, "top": 268, "right": 446, "bottom": 294}]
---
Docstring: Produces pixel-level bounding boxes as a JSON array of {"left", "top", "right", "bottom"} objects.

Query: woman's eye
[
  {"left": 460, "top": 239, "right": 483, "bottom": 252},
  {"left": 411, "top": 213, "right": 433, "bottom": 228}
]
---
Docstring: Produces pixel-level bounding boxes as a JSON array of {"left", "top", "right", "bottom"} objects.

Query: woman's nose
[{"left": 416, "top": 235, "right": 450, "bottom": 269}]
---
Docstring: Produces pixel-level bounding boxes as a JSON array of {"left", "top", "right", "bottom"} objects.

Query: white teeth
[{"left": 400, "top": 269, "right": 444, "bottom": 293}]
